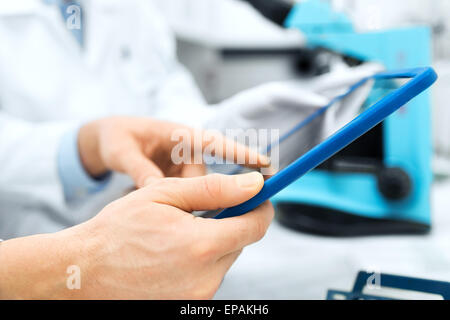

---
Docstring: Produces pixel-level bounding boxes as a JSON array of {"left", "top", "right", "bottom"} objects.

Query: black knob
[{"left": 377, "top": 167, "right": 412, "bottom": 201}]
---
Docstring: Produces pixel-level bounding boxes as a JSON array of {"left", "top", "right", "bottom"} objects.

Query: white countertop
[{"left": 215, "top": 179, "right": 450, "bottom": 300}]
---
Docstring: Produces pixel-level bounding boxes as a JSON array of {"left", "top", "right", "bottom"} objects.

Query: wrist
[
  {"left": 0, "top": 225, "right": 101, "bottom": 299},
  {"left": 78, "top": 121, "right": 108, "bottom": 178}
]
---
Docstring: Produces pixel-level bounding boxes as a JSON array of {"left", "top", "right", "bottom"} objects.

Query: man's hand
[
  {"left": 78, "top": 117, "right": 270, "bottom": 188},
  {"left": 0, "top": 172, "right": 274, "bottom": 299}
]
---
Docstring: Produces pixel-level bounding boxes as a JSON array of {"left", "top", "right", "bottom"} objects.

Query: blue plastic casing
[
  {"left": 278, "top": 0, "right": 434, "bottom": 229},
  {"left": 215, "top": 67, "right": 438, "bottom": 219}
]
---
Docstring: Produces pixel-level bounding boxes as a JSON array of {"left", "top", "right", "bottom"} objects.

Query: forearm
[{"left": 0, "top": 225, "right": 97, "bottom": 299}]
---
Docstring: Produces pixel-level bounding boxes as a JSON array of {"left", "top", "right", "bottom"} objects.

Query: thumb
[{"left": 144, "top": 172, "right": 264, "bottom": 212}]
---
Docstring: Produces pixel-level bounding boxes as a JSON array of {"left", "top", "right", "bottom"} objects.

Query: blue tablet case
[{"left": 215, "top": 67, "right": 438, "bottom": 219}]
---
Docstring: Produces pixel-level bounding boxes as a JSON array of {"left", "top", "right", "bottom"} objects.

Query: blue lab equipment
[
  {"left": 238, "top": 0, "right": 434, "bottom": 236},
  {"left": 279, "top": 0, "right": 434, "bottom": 236},
  {"left": 327, "top": 271, "right": 450, "bottom": 300},
  {"left": 215, "top": 68, "right": 437, "bottom": 221}
]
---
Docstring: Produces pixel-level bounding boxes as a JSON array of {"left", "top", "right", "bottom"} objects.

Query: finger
[
  {"left": 200, "top": 201, "right": 274, "bottom": 255},
  {"left": 181, "top": 164, "right": 207, "bottom": 178},
  {"left": 199, "top": 130, "right": 271, "bottom": 170},
  {"left": 144, "top": 172, "right": 264, "bottom": 212},
  {"left": 262, "top": 166, "right": 278, "bottom": 180},
  {"left": 120, "top": 150, "right": 164, "bottom": 187},
  {"left": 165, "top": 125, "right": 271, "bottom": 170}
]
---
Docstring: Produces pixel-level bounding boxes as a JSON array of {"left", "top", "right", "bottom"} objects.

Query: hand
[
  {"left": 78, "top": 117, "right": 270, "bottom": 188},
  {"left": 0, "top": 172, "right": 274, "bottom": 299}
]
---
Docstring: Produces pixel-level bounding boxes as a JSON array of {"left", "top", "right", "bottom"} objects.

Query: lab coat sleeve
[
  {"left": 57, "top": 127, "right": 112, "bottom": 204},
  {"left": 0, "top": 113, "right": 73, "bottom": 212}
]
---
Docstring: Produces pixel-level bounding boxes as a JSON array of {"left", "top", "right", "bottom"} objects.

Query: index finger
[
  {"left": 197, "top": 201, "right": 274, "bottom": 256},
  {"left": 203, "top": 129, "right": 271, "bottom": 170},
  {"left": 171, "top": 127, "right": 271, "bottom": 170}
]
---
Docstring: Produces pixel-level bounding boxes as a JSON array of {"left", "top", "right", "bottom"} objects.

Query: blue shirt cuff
[{"left": 58, "top": 127, "right": 112, "bottom": 203}]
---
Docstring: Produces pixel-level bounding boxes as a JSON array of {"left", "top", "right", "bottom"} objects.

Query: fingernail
[
  {"left": 259, "top": 155, "right": 271, "bottom": 167},
  {"left": 262, "top": 166, "right": 278, "bottom": 176},
  {"left": 236, "top": 172, "right": 264, "bottom": 190}
]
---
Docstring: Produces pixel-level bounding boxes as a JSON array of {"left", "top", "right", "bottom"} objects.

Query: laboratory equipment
[
  {"left": 215, "top": 67, "right": 437, "bottom": 220},
  {"left": 247, "top": 0, "right": 435, "bottom": 236},
  {"left": 327, "top": 271, "right": 450, "bottom": 300}
]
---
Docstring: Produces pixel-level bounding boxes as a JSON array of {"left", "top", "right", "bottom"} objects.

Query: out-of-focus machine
[
  {"left": 327, "top": 271, "right": 450, "bottom": 300},
  {"left": 244, "top": 0, "right": 433, "bottom": 236}
]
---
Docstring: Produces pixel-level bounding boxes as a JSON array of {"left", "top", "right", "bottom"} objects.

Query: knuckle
[
  {"left": 104, "top": 145, "right": 123, "bottom": 161},
  {"left": 248, "top": 217, "right": 267, "bottom": 242},
  {"left": 267, "top": 203, "right": 275, "bottom": 220},
  {"left": 255, "top": 219, "right": 267, "bottom": 241},
  {"left": 249, "top": 203, "right": 274, "bottom": 242}
]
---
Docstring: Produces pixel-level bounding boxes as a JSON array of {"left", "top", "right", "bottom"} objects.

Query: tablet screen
[
  {"left": 213, "top": 67, "right": 437, "bottom": 219},
  {"left": 214, "top": 76, "right": 410, "bottom": 176},
  {"left": 271, "top": 77, "right": 406, "bottom": 174}
]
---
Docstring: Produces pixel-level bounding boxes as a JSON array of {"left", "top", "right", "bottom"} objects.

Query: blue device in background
[
  {"left": 327, "top": 271, "right": 450, "bottom": 300},
  {"left": 241, "top": 0, "right": 435, "bottom": 236},
  {"left": 238, "top": 0, "right": 435, "bottom": 236},
  {"left": 215, "top": 67, "right": 438, "bottom": 220}
]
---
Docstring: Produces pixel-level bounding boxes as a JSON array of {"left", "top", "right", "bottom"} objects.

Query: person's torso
[
  {"left": 0, "top": 0, "right": 186, "bottom": 238},
  {"left": 0, "top": 0, "right": 178, "bottom": 123}
]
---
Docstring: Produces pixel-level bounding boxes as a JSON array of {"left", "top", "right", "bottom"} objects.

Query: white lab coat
[{"left": 0, "top": 0, "right": 207, "bottom": 238}]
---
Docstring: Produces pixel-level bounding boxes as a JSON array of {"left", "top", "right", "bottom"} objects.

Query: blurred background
[
  {"left": 154, "top": 0, "right": 450, "bottom": 174},
  {"left": 151, "top": 0, "right": 450, "bottom": 299}
]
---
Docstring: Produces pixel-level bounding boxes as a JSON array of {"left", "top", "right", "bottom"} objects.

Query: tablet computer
[{"left": 215, "top": 67, "right": 438, "bottom": 219}]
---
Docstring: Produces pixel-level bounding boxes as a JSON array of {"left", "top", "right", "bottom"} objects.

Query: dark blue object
[
  {"left": 327, "top": 271, "right": 450, "bottom": 300},
  {"left": 215, "top": 67, "right": 438, "bottom": 219}
]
